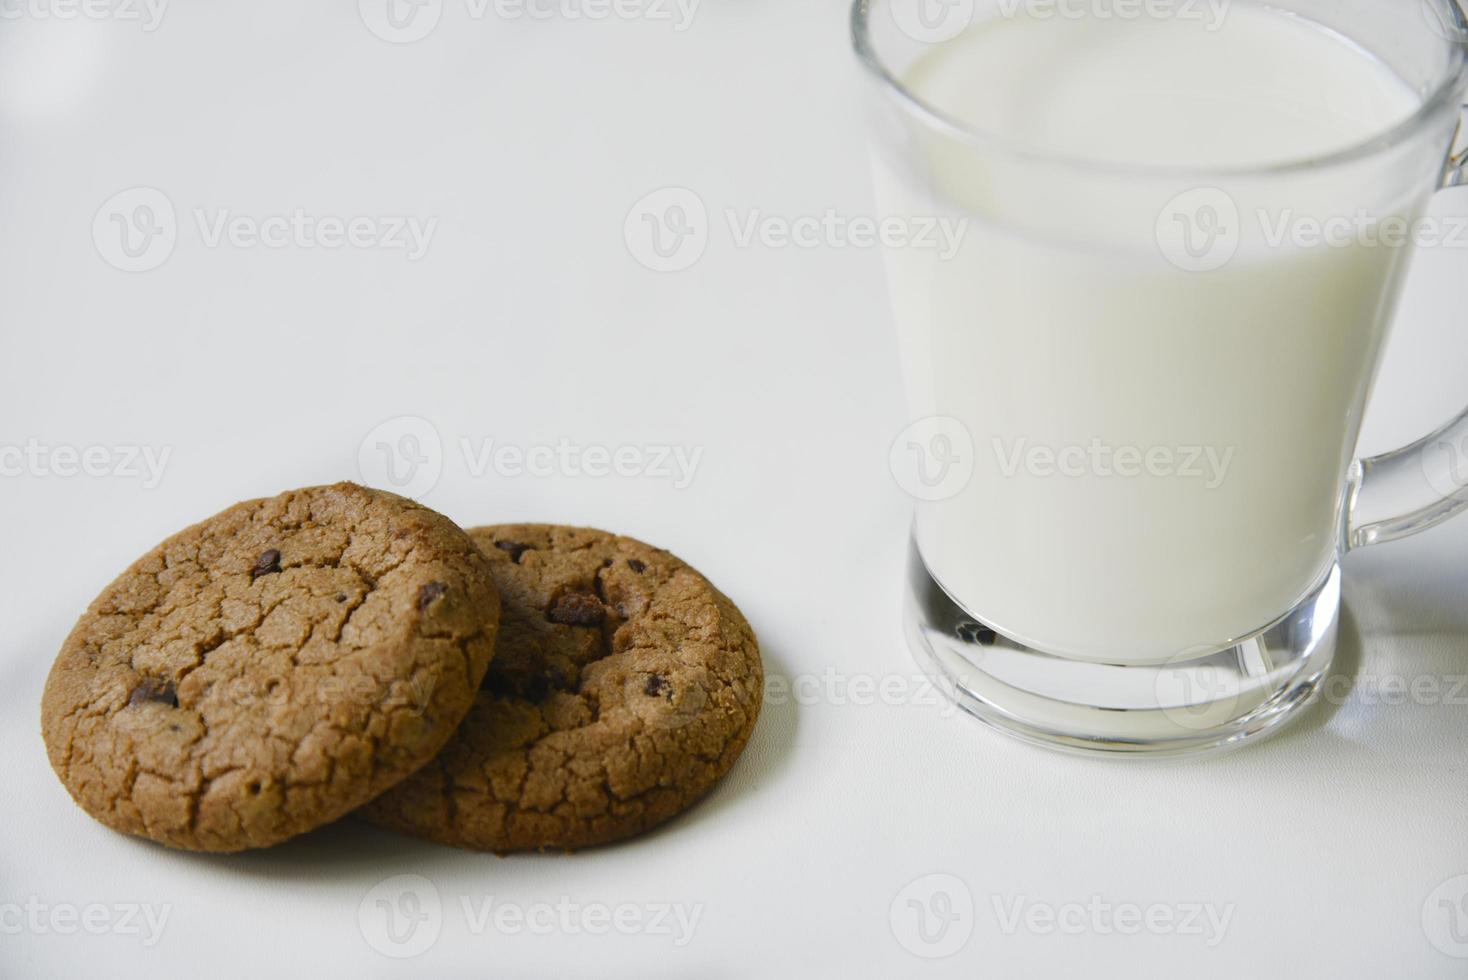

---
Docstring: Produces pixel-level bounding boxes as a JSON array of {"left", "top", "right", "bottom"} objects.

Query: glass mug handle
[{"left": 1345, "top": 116, "right": 1468, "bottom": 550}]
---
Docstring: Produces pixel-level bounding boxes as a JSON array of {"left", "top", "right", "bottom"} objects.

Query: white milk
[{"left": 881, "top": 5, "right": 1430, "bottom": 662}]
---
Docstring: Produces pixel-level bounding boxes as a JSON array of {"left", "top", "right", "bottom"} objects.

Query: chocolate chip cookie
[
  {"left": 360, "top": 525, "right": 762, "bottom": 852},
  {"left": 40, "top": 483, "right": 501, "bottom": 852}
]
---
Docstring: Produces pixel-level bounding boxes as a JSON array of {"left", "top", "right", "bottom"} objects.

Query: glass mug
[{"left": 855, "top": 0, "right": 1468, "bottom": 752}]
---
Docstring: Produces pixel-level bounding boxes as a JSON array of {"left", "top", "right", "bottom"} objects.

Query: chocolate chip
[
  {"left": 251, "top": 549, "right": 282, "bottom": 580},
  {"left": 644, "top": 675, "right": 670, "bottom": 698},
  {"left": 417, "top": 581, "right": 448, "bottom": 611},
  {"left": 547, "top": 592, "right": 606, "bottom": 627},
  {"left": 335, "top": 593, "right": 348, "bottom": 603},
  {"left": 494, "top": 540, "right": 532, "bottom": 563},
  {"left": 627, "top": 559, "right": 646, "bottom": 574},
  {"left": 128, "top": 678, "right": 178, "bottom": 708}
]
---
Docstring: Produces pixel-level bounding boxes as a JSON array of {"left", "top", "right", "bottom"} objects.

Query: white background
[{"left": 3, "top": 1, "right": 1468, "bottom": 976}]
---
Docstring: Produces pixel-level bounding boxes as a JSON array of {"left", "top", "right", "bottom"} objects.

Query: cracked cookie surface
[
  {"left": 40, "top": 483, "right": 501, "bottom": 852},
  {"left": 360, "top": 524, "right": 762, "bottom": 852}
]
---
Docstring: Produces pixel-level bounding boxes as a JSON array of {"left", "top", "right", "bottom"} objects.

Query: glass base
[{"left": 904, "top": 542, "right": 1337, "bottom": 756}]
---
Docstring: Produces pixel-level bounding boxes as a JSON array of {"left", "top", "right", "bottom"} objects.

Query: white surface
[{"left": 1, "top": 3, "right": 1467, "bottom": 977}]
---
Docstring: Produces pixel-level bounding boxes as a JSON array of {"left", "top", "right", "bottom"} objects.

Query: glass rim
[{"left": 850, "top": 0, "right": 1468, "bottom": 179}]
